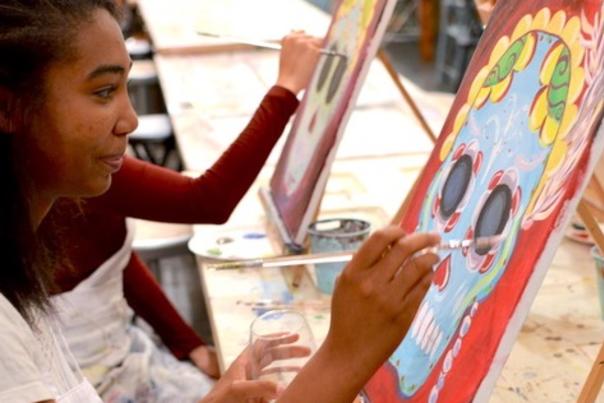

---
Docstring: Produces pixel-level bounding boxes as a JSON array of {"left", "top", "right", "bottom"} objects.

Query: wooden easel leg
[
  {"left": 575, "top": 200, "right": 604, "bottom": 403},
  {"left": 377, "top": 49, "right": 438, "bottom": 143},
  {"left": 378, "top": 50, "right": 437, "bottom": 224},
  {"left": 577, "top": 341, "right": 604, "bottom": 403}
]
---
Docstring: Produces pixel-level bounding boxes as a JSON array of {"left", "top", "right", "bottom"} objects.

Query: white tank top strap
[
  {"left": 50, "top": 220, "right": 136, "bottom": 372},
  {"left": 70, "top": 218, "right": 136, "bottom": 291}
]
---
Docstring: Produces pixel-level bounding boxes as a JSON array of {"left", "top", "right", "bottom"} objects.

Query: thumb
[{"left": 230, "top": 380, "right": 279, "bottom": 400}]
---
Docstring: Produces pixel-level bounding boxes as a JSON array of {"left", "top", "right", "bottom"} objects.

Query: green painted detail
[
  {"left": 484, "top": 35, "right": 530, "bottom": 87},
  {"left": 206, "top": 247, "right": 222, "bottom": 256},
  {"left": 547, "top": 46, "right": 571, "bottom": 122}
]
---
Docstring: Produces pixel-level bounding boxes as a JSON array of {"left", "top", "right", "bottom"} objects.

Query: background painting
[
  {"left": 364, "top": 0, "right": 604, "bottom": 401},
  {"left": 266, "top": 0, "right": 398, "bottom": 247}
]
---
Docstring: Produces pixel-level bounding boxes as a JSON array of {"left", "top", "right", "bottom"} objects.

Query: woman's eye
[{"left": 94, "top": 85, "right": 116, "bottom": 100}]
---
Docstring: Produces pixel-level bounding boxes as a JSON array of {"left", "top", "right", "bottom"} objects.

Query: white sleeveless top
[{"left": 0, "top": 293, "right": 102, "bottom": 402}]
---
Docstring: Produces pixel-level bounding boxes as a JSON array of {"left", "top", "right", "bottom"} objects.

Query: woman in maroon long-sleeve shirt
[{"left": 42, "top": 34, "right": 321, "bottom": 402}]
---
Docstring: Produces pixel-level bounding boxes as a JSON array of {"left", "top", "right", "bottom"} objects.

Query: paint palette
[{"left": 188, "top": 229, "right": 276, "bottom": 260}]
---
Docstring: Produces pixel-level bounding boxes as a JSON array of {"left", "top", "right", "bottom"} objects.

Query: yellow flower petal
[
  {"left": 540, "top": 115, "right": 560, "bottom": 145},
  {"left": 561, "top": 16, "right": 581, "bottom": 46},
  {"left": 540, "top": 43, "right": 564, "bottom": 84},
  {"left": 474, "top": 87, "right": 491, "bottom": 109},
  {"left": 489, "top": 74, "right": 512, "bottom": 103},
  {"left": 569, "top": 40, "right": 585, "bottom": 68},
  {"left": 558, "top": 104, "right": 578, "bottom": 140},
  {"left": 489, "top": 36, "right": 511, "bottom": 67},
  {"left": 452, "top": 104, "right": 470, "bottom": 135},
  {"left": 533, "top": 8, "right": 552, "bottom": 31},
  {"left": 568, "top": 67, "right": 585, "bottom": 104},
  {"left": 361, "top": 0, "right": 375, "bottom": 28},
  {"left": 440, "top": 133, "right": 456, "bottom": 161},
  {"left": 546, "top": 10, "right": 567, "bottom": 35},
  {"left": 468, "top": 67, "right": 490, "bottom": 104},
  {"left": 529, "top": 88, "right": 548, "bottom": 132},
  {"left": 514, "top": 32, "right": 537, "bottom": 72},
  {"left": 511, "top": 15, "right": 533, "bottom": 42},
  {"left": 544, "top": 139, "right": 567, "bottom": 173}
]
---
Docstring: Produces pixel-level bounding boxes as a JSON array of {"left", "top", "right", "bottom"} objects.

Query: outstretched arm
[{"left": 90, "top": 33, "right": 322, "bottom": 224}]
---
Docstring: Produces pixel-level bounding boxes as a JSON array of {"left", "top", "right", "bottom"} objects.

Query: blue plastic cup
[
  {"left": 308, "top": 218, "right": 371, "bottom": 294},
  {"left": 590, "top": 246, "right": 604, "bottom": 320}
]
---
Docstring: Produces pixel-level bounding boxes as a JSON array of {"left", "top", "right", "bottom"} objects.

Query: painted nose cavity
[{"left": 433, "top": 254, "right": 451, "bottom": 292}]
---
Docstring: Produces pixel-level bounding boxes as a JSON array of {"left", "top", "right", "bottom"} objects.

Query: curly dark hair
[{"left": 0, "top": 0, "right": 119, "bottom": 323}]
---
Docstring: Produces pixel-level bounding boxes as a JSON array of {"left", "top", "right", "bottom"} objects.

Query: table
[{"left": 137, "top": 0, "right": 330, "bottom": 55}]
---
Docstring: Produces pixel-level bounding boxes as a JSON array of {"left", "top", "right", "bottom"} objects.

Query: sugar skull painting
[
  {"left": 364, "top": 1, "right": 604, "bottom": 401},
  {"left": 265, "top": 0, "right": 398, "bottom": 247}
]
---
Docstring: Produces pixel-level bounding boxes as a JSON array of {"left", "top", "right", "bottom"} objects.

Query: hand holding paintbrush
[
  {"left": 197, "top": 31, "right": 346, "bottom": 95},
  {"left": 207, "top": 236, "right": 501, "bottom": 270}
]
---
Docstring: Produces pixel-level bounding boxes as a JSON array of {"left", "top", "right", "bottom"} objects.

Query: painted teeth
[
  {"left": 429, "top": 331, "right": 443, "bottom": 359},
  {"left": 411, "top": 301, "right": 429, "bottom": 338},
  {"left": 412, "top": 302, "right": 444, "bottom": 356}
]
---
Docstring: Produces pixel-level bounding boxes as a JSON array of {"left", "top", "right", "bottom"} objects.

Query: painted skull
[
  {"left": 386, "top": 9, "right": 589, "bottom": 401},
  {"left": 283, "top": 0, "right": 373, "bottom": 195}
]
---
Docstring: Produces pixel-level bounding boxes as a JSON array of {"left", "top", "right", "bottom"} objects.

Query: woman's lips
[{"left": 100, "top": 154, "right": 124, "bottom": 173}]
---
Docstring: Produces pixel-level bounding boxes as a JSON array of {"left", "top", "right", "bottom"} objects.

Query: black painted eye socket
[
  {"left": 315, "top": 44, "right": 347, "bottom": 105},
  {"left": 440, "top": 155, "right": 473, "bottom": 219},
  {"left": 316, "top": 45, "right": 336, "bottom": 93},
  {"left": 326, "top": 55, "right": 347, "bottom": 104},
  {"left": 475, "top": 184, "right": 511, "bottom": 255}
]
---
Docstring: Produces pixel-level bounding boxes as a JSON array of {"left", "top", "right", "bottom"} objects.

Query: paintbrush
[
  {"left": 207, "top": 237, "right": 501, "bottom": 271},
  {"left": 196, "top": 31, "right": 347, "bottom": 58}
]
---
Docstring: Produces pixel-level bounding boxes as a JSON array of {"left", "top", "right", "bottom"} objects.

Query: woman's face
[{"left": 25, "top": 8, "right": 137, "bottom": 201}]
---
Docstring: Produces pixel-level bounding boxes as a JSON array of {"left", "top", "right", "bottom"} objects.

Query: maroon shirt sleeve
[
  {"left": 90, "top": 85, "right": 299, "bottom": 223},
  {"left": 124, "top": 252, "right": 203, "bottom": 359},
  {"left": 83, "top": 86, "right": 298, "bottom": 357}
]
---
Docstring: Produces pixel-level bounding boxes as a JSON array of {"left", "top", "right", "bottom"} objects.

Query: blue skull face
[{"left": 390, "top": 32, "right": 566, "bottom": 398}]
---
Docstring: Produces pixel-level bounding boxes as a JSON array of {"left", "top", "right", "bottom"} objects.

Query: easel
[{"left": 378, "top": 45, "right": 604, "bottom": 402}]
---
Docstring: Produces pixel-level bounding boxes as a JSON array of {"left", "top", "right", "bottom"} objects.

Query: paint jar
[
  {"left": 308, "top": 218, "right": 371, "bottom": 294},
  {"left": 590, "top": 246, "right": 604, "bottom": 320}
]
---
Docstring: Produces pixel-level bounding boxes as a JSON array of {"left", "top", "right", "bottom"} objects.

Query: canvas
[
  {"left": 263, "top": 0, "right": 398, "bottom": 248},
  {"left": 364, "top": 1, "right": 604, "bottom": 401}
]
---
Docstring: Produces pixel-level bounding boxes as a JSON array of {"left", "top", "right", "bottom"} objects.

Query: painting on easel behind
[
  {"left": 263, "top": 0, "right": 398, "bottom": 249},
  {"left": 364, "top": 0, "right": 604, "bottom": 401}
]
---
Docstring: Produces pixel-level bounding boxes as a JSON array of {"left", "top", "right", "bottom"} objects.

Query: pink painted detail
[
  {"left": 488, "top": 170, "right": 504, "bottom": 190},
  {"left": 445, "top": 212, "right": 461, "bottom": 233},
  {"left": 463, "top": 227, "right": 474, "bottom": 257},
  {"left": 453, "top": 143, "right": 467, "bottom": 161},
  {"left": 512, "top": 187, "right": 522, "bottom": 215},
  {"left": 479, "top": 253, "right": 495, "bottom": 273},
  {"left": 434, "top": 255, "right": 451, "bottom": 292},
  {"left": 473, "top": 151, "right": 483, "bottom": 173},
  {"left": 433, "top": 196, "right": 441, "bottom": 218}
]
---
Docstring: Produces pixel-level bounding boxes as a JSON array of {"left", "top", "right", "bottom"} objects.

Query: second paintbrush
[
  {"left": 207, "top": 236, "right": 501, "bottom": 271},
  {"left": 196, "top": 31, "right": 347, "bottom": 58}
]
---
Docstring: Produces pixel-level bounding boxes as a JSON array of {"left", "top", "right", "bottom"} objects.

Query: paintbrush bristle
[{"left": 473, "top": 235, "right": 502, "bottom": 249}]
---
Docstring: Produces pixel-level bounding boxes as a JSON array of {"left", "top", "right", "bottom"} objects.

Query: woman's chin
[{"left": 78, "top": 175, "right": 113, "bottom": 198}]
